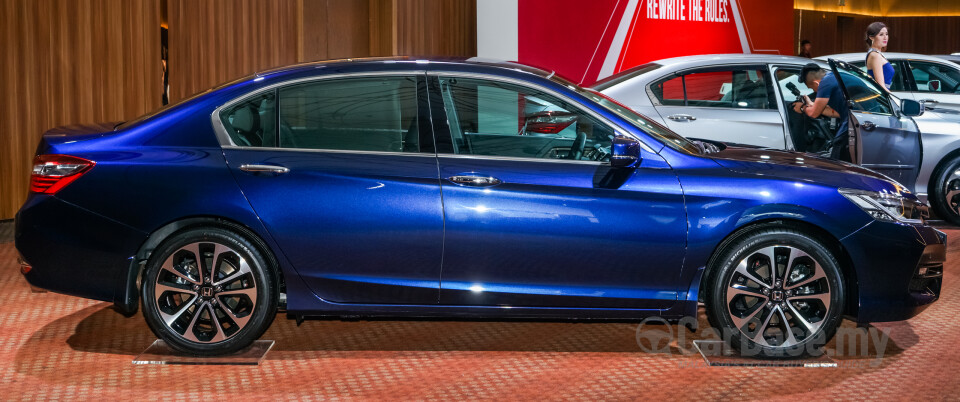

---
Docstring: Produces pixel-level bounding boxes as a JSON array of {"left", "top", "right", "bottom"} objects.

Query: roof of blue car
[{"left": 252, "top": 56, "right": 558, "bottom": 81}]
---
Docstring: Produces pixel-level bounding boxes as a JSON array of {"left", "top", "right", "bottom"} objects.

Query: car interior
[
  {"left": 774, "top": 68, "right": 833, "bottom": 153},
  {"left": 439, "top": 77, "right": 613, "bottom": 161}
]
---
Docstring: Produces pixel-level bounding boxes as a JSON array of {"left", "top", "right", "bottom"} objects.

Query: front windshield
[{"left": 546, "top": 73, "right": 701, "bottom": 154}]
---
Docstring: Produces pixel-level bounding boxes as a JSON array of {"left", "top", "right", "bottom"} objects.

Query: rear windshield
[{"left": 591, "top": 63, "right": 662, "bottom": 91}]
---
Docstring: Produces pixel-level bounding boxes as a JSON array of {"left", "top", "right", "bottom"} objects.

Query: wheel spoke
[
  {"left": 735, "top": 259, "right": 772, "bottom": 289},
  {"left": 727, "top": 283, "right": 767, "bottom": 304},
  {"left": 759, "top": 246, "right": 778, "bottom": 284},
  {"left": 161, "top": 255, "right": 200, "bottom": 285},
  {"left": 219, "top": 286, "right": 257, "bottom": 301},
  {"left": 751, "top": 305, "right": 778, "bottom": 344},
  {"left": 783, "top": 248, "right": 808, "bottom": 286},
  {"left": 211, "top": 243, "right": 233, "bottom": 283},
  {"left": 207, "top": 304, "right": 227, "bottom": 343},
  {"left": 156, "top": 282, "right": 196, "bottom": 297},
  {"left": 730, "top": 301, "right": 766, "bottom": 331},
  {"left": 214, "top": 257, "right": 252, "bottom": 287},
  {"left": 785, "top": 268, "right": 825, "bottom": 290},
  {"left": 786, "top": 301, "right": 821, "bottom": 334},
  {"left": 217, "top": 297, "right": 251, "bottom": 329},
  {"left": 182, "top": 243, "right": 206, "bottom": 284},
  {"left": 776, "top": 306, "right": 799, "bottom": 346},
  {"left": 788, "top": 291, "right": 831, "bottom": 307},
  {"left": 181, "top": 301, "right": 206, "bottom": 342},
  {"left": 159, "top": 294, "right": 198, "bottom": 326}
]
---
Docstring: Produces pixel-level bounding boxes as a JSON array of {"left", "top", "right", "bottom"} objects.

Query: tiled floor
[{"left": 1, "top": 223, "right": 959, "bottom": 399}]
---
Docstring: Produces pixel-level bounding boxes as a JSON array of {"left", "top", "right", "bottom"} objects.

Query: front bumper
[
  {"left": 15, "top": 194, "right": 147, "bottom": 303},
  {"left": 841, "top": 220, "right": 945, "bottom": 323}
]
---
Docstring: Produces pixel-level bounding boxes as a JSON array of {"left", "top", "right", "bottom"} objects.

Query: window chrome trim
[
  {"left": 220, "top": 144, "right": 438, "bottom": 158},
  {"left": 436, "top": 153, "right": 605, "bottom": 165},
  {"left": 429, "top": 71, "right": 656, "bottom": 153},
  {"left": 210, "top": 70, "right": 427, "bottom": 148}
]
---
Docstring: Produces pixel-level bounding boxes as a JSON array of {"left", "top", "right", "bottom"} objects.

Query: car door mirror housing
[
  {"left": 610, "top": 135, "right": 641, "bottom": 168},
  {"left": 902, "top": 99, "right": 924, "bottom": 117}
]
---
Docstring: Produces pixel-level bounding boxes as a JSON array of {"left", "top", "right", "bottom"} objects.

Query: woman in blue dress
[{"left": 865, "top": 22, "right": 894, "bottom": 89}]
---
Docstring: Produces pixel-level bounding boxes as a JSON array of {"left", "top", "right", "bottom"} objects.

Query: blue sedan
[{"left": 15, "top": 57, "right": 944, "bottom": 358}]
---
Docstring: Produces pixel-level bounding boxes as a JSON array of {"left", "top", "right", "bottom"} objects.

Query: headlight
[{"left": 839, "top": 188, "right": 927, "bottom": 223}]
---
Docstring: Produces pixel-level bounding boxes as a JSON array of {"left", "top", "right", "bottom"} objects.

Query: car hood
[{"left": 708, "top": 146, "right": 911, "bottom": 196}]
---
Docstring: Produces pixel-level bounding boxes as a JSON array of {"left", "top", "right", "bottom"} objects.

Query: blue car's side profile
[{"left": 15, "top": 58, "right": 944, "bottom": 357}]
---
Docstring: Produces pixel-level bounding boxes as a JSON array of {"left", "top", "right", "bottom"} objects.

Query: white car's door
[{"left": 648, "top": 66, "right": 787, "bottom": 149}]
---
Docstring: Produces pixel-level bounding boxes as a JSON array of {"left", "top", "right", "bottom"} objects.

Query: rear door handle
[
  {"left": 447, "top": 175, "right": 502, "bottom": 187},
  {"left": 239, "top": 164, "right": 290, "bottom": 174},
  {"left": 667, "top": 114, "right": 697, "bottom": 121},
  {"left": 861, "top": 121, "right": 876, "bottom": 131}
]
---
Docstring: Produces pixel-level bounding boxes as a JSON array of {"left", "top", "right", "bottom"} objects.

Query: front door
[
  {"left": 219, "top": 74, "right": 444, "bottom": 304},
  {"left": 830, "top": 59, "right": 922, "bottom": 190},
  {"left": 429, "top": 74, "right": 687, "bottom": 309}
]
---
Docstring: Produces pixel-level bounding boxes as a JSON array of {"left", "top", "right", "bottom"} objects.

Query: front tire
[
  {"left": 141, "top": 227, "right": 278, "bottom": 356},
  {"left": 705, "top": 227, "right": 844, "bottom": 358},
  {"left": 931, "top": 155, "right": 960, "bottom": 226}
]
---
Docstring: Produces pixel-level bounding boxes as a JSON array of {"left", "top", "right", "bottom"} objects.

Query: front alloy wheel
[{"left": 707, "top": 228, "right": 844, "bottom": 358}]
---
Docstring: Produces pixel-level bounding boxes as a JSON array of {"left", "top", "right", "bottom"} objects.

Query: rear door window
[
  {"left": 277, "top": 76, "right": 421, "bottom": 152},
  {"left": 651, "top": 68, "right": 775, "bottom": 109}
]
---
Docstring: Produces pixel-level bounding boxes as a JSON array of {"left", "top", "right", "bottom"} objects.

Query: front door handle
[
  {"left": 239, "top": 164, "right": 290, "bottom": 174},
  {"left": 667, "top": 114, "right": 697, "bottom": 121},
  {"left": 447, "top": 175, "right": 502, "bottom": 187},
  {"left": 861, "top": 121, "right": 876, "bottom": 131}
]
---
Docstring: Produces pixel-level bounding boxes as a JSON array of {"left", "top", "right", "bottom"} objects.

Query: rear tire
[
  {"left": 705, "top": 227, "right": 844, "bottom": 358},
  {"left": 141, "top": 227, "right": 278, "bottom": 356}
]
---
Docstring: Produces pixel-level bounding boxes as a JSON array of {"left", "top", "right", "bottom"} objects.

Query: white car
[
  {"left": 823, "top": 53, "right": 960, "bottom": 113},
  {"left": 594, "top": 54, "right": 960, "bottom": 225}
]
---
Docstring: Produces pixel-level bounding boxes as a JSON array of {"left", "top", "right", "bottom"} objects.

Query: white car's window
[
  {"left": 651, "top": 68, "right": 775, "bottom": 110},
  {"left": 908, "top": 61, "right": 960, "bottom": 93}
]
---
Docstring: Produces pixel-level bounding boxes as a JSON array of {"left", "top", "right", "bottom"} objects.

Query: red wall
[{"left": 518, "top": 0, "right": 794, "bottom": 85}]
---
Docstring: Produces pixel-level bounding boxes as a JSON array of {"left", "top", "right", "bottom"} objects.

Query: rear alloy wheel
[
  {"left": 141, "top": 227, "right": 277, "bottom": 356},
  {"left": 706, "top": 228, "right": 844, "bottom": 358},
  {"left": 931, "top": 156, "right": 960, "bottom": 226}
]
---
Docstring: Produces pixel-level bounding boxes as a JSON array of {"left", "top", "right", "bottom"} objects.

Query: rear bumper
[
  {"left": 15, "top": 194, "right": 147, "bottom": 304},
  {"left": 842, "top": 220, "right": 945, "bottom": 323}
]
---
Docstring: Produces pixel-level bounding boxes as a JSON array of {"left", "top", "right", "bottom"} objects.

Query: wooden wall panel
[
  {"left": 0, "top": 0, "right": 161, "bottom": 220},
  {"left": 393, "top": 0, "right": 476, "bottom": 57},
  {"left": 168, "top": 0, "right": 299, "bottom": 102},
  {"left": 795, "top": 10, "right": 960, "bottom": 56}
]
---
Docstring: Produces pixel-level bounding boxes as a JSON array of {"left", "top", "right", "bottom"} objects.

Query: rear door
[
  {"left": 829, "top": 59, "right": 921, "bottom": 189},
  {"left": 218, "top": 73, "right": 445, "bottom": 305},
  {"left": 649, "top": 65, "right": 787, "bottom": 149}
]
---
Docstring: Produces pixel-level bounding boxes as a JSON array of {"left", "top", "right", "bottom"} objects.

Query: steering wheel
[{"left": 567, "top": 131, "right": 587, "bottom": 160}]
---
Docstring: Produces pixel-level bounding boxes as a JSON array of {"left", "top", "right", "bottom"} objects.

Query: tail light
[
  {"left": 30, "top": 154, "right": 96, "bottom": 194},
  {"left": 524, "top": 111, "right": 578, "bottom": 134}
]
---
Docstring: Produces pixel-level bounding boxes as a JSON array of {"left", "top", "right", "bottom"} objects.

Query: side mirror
[
  {"left": 610, "top": 135, "right": 641, "bottom": 168},
  {"left": 929, "top": 80, "right": 941, "bottom": 92},
  {"left": 901, "top": 99, "right": 924, "bottom": 117}
]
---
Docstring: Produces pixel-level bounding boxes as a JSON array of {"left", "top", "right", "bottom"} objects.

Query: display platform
[
  {"left": 132, "top": 340, "right": 274, "bottom": 365},
  {"left": 693, "top": 340, "right": 837, "bottom": 367}
]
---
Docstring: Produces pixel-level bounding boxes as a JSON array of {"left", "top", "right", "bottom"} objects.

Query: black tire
[
  {"left": 705, "top": 227, "right": 845, "bottom": 358},
  {"left": 930, "top": 155, "right": 960, "bottom": 226},
  {"left": 141, "top": 227, "right": 278, "bottom": 356}
]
